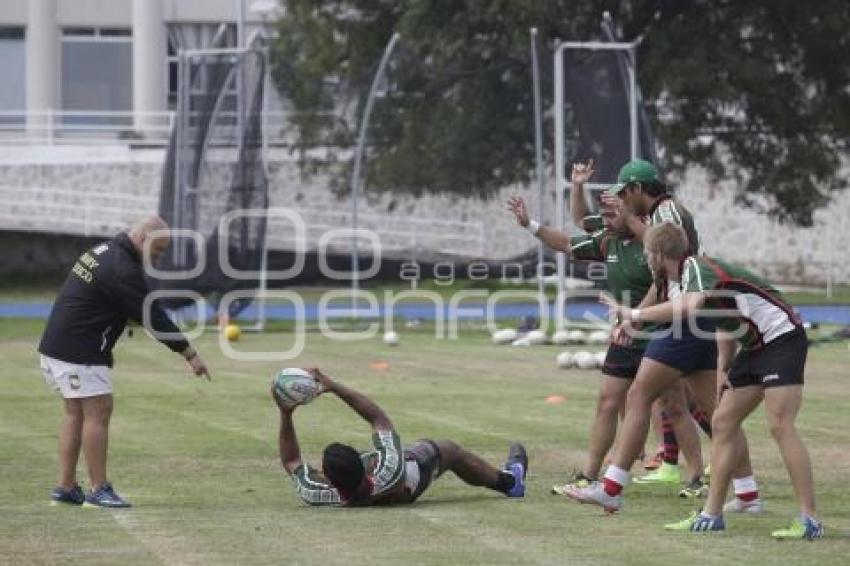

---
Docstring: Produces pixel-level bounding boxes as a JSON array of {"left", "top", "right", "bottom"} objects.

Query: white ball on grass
[
  {"left": 588, "top": 330, "right": 610, "bottom": 345},
  {"left": 551, "top": 330, "right": 570, "bottom": 345},
  {"left": 594, "top": 351, "right": 607, "bottom": 368},
  {"left": 492, "top": 328, "right": 518, "bottom": 345},
  {"left": 556, "top": 351, "right": 575, "bottom": 369},
  {"left": 383, "top": 331, "right": 400, "bottom": 346},
  {"left": 574, "top": 351, "right": 597, "bottom": 370},
  {"left": 526, "top": 329, "right": 548, "bottom": 345}
]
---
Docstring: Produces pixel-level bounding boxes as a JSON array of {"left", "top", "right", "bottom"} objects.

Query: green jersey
[
  {"left": 570, "top": 228, "right": 656, "bottom": 348},
  {"left": 291, "top": 428, "right": 404, "bottom": 506},
  {"left": 680, "top": 256, "right": 801, "bottom": 350},
  {"left": 648, "top": 195, "right": 701, "bottom": 301}
]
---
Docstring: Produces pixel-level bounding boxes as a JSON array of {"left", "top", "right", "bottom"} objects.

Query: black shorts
[
  {"left": 404, "top": 439, "right": 444, "bottom": 503},
  {"left": 728, "top": 327, "right": 807, "bottom": 389},
  {"left": 601, "top": 344, "right": 644, "bottom": 379}
]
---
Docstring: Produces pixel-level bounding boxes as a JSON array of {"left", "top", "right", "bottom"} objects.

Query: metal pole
[
  {"left": 554, "top": 42, "right": 566, "bottom": 331},
  {"left": 629, "top": 47, "right": 638, "bottom": 159},
  {"left": 530, "top": 28, "right": 546, "bottom": 321},
  {"left": 349, "top": 32, "right": 401, "bottom": 316}
]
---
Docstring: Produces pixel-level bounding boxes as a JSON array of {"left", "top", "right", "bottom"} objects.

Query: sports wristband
[
  {"left": 526, "top": 220, "right": 541, "bottom": 235},
  {"left": 630, "top": 309, "right": 641, "bottom": 322}
]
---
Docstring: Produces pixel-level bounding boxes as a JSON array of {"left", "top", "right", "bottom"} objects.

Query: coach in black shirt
[{"left": 38, "top": 215, "right": 209, "bottom": 508}]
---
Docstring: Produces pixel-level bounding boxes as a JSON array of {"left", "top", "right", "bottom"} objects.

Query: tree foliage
[{"left": 271, "top": 0, "right": 849, "bottom": 225}]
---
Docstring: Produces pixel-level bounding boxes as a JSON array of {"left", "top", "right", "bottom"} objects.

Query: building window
[
  {"left": 166, "top": 23, "right": 236, "bottom": 110},
  {"left": 61, "top": 27, "right": 132, "bottom": 126},
  {"left": 0, "top": 26, "right": 25, "bottom": 123}
]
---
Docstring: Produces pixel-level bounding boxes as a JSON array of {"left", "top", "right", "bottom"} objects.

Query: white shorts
[{"left": 40, "top": 354, "right": 113, "bottom": 399}]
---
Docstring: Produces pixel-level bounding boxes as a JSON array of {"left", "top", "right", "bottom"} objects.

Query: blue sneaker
[
  {"left": 504, "top": 442, "right": 528, "bottom": 498},
  {"left": 772, "top": 515, "right": 824, "bottom": 540},
  {"left": 50, "top": 484, "right": 85, "bottom": 506},
  {"left": 83, "top": 482, "right": 132, "bottom": 508}
]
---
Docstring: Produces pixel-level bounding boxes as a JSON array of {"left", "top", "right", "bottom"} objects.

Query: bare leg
[
  {"left": 703, "top": 386, "right": 763, "bottom": 516},
  {"left": 585, "top": 376, "right": 632, "bottom": 479},
  {"left": 81, "top": 394, "right": 113, "bottom": 491},
  {"left": 764, "top": 386, "right": 817, "bottom": 517},
  {"left": 57, "top": 398, "right": 83, "bottom": 489},
  {"left": 612, "top": 359, "right": 681, "bottom": 471},
  {"left": 433, "top": 440, "right": 503, "bottom": 488},
  {"left": 659, "top": 382, "right": 702, "bottom": 481}
]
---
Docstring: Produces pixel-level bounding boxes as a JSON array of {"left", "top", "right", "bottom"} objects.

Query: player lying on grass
[
  {"left": 508, "top": 161, "right": 703, "bottom": 494},
  {"left": 602, "top": 222, "right": 823, "bottom": 540},
  {"left": 272, "top": 368, "right": 527, "bottom": 506}
]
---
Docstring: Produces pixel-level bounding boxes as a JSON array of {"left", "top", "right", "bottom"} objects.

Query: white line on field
[{"left": 399, "top": 409, "right": 515, "bottom": 442}]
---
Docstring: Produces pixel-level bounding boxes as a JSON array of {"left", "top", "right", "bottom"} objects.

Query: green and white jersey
[
  {"left": 648, "top": 195, "right": 701, "bottom": 300},
  {"left": 291, "top": 428, "right": 404, "bottom": 506},
  {"left": 680, "top": 256, "right": 800, "bottom": 350}
]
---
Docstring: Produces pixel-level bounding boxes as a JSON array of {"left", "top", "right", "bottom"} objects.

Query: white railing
[{"left": 0, "top": 109, "right": 293, "bottom": 146}]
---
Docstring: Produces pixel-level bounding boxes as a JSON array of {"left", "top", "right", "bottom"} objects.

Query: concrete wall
[{"left": 0, "top": 145, "right": 846, "bottom": 285}]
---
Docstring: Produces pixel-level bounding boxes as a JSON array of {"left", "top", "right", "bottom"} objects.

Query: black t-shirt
[{"left": 38, "top": 233, "right": 189, "bottom": 367}]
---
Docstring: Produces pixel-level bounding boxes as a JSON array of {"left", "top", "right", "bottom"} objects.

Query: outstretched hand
[
  {"left": 571, "top": 159, "right": 595, "bottom": 184},
  {"left": 187, "top": 353, "right": 211, "bottom": 381},
  {"left": 507, "top": 196, "right": 530, "bottom": 228},
  {"left": 307, "top": 367, "right": 334, "bottom": 395},
  {"left": 599, "top": 292, "right": 631, "bottom": 322}
]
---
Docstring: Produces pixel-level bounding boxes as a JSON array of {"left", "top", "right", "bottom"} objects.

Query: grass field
[{"left": 1, "top": 318, "right": 849, "bottom": 565}]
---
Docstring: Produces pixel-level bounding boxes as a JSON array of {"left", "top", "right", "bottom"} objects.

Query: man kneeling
[{"left": 272, "top": 368, "right": 527, "bottom": 506}]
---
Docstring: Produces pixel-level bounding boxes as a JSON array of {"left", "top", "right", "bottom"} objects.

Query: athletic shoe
[
  {"left": 643, "top": 449, "right": 664, "bottom": 471},
  {"left": 664, "top": 511, "right": 725, "bottom": 532},
  {"left": 83, "top": 482, "right": 132, "bottom": 508},
  {"left": 50, "top": 484, "right": 85, "bottom": 506},
  {"left": 551, "top": 472, "right": 594, "bottom": 495},
  {"left": 723, "top": 497, "right": 765, "bottom": 514},
  {"left": 563, "top": 481, "right": 623, "bottom": 513},
  {"left": 771, "top": 516, "right": 824, "bottom": 540},
  {"left": 679, "top": 478, "right": 708, "bottom": 499},
  {"left": 634, "top": 462, "right": 680, "bottom": 484},
  {"left": 504, "top": 442, "right": 527, "bottom": 498}
]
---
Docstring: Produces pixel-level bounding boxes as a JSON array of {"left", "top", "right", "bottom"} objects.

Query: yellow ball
[{"left": 224, "top": 324, "right": 241, "bottom": 342}]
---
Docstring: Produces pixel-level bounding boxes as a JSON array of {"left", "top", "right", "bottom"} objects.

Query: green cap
[{"left": 607, "top": 159, "right": 659, "bottom": 195}]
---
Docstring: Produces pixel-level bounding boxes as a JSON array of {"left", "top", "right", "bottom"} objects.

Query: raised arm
[
  {"left": 507, "top": 196, "right": 572, "bottom": 253},
  {"left": 271, "top": 387, "right": 303, "bottom": 473},
  {"left": 309, "top": 369, "right": 393, "bottom": 432},
  {"left": 570, "top": 159, "right": 595, "bottom": 226}
]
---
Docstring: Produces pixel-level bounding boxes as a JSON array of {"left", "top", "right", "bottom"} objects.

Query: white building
[{"left": 0, "top": 0, "right": 280, "bottom": 138}]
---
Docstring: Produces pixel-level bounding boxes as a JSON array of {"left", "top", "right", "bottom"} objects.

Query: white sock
[
  {"left": 732, "top": 475, "right": 758, "bottom": 496},
  {"left": 604, "top": 465, "right": 631, "bottom": 488}
]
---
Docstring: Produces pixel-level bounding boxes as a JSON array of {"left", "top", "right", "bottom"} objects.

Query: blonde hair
[{"left": 644, "top": 222, "right": 689, "bottom": 260}]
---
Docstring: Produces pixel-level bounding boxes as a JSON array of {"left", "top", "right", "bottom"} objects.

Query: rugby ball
[
  {"left": 492, "top": 328, "right": 518, "bottom": 345},
  {"left": 594, "top": 351, "right": 607, "bottom": 368},
  {"left": 556, "top": 351, "right": 575, "bottom": 369},
  {"left": 272, "top": 368, "right": 321, "bottom": 408},
  {"left": 588, "top": 330, "right": 610, "bottom": 345},
  {"left": 383, "top": 331, "right": 400, "bottom": 346},
  {"left": 551, "top": 330, "right": 570, "bottom": 345},
  {"left": 526, "top": 329, "right": 548, "bottom": 345},
  {"left": 574, "top": 351, "right": 597, "bottom": 370},
  {"left": 566, "top": 330, "right": 587, "bottom": 344}
]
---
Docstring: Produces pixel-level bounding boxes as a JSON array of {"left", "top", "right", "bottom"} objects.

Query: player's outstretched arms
[
  {"left": 507, "top": 196, "right": 572, "bottom": 253},
  {"left": 308, "top": 368, "right": 393, "bottom": 432},
  {"left": 271, "top": 387, "right": 303, "bottom": 474}
]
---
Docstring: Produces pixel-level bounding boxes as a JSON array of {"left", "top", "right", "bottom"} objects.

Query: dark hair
[
  {"left": 640, "top": 180, "right": 668, "bottom": 197},
  {"left": 322, "top": 443, "right": 365, "bottom": 498}
]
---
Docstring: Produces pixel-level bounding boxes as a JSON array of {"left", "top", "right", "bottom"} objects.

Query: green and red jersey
[{"left": 679, "top": 256, "right": 801, "bottom": 350}]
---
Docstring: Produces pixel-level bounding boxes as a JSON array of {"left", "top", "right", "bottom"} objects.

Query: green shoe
[
  {"left": 634, "top": 462, "right": 680, "bottom": 484},
  {"left": 664, "top": 511, "right": 725, "bottom": 532},
  {"left": 551, "top": 472, "right": 594, "bottom": 494},
  {"left": 771, "top": 516, "right": 823, "bottom": 540}
]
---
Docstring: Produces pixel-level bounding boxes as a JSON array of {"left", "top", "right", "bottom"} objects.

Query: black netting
[
  {"left": 561, "top": 38, "right": 658, "bottom": 183},
  {"left": 153, "top": 38, "right": 268, "bottom": 317}
]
